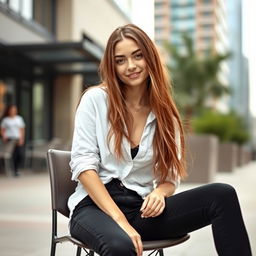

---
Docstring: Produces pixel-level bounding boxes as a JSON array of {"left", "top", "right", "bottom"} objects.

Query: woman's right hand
[{"left": 115, "top": 218, "right": 143, "bottom": 256}]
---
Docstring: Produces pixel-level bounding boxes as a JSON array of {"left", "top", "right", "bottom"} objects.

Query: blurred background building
[
  {"left": 0, "top": 0, "right": 255, "bottom": 151},
  {"left": 227, "top": 0, "right": 250, "bottom": 124},
  {"left": 155, "top": 0, "right": 228, "bottom": 56},
  {"left": 154, "top": 0, "right": 255, "bottom": 150},
  {"left": 155, "top": 0, "right": 229, "bottom": 110},
  {"left": 0, "top": 0, "right": 130, "bottom": 145}
]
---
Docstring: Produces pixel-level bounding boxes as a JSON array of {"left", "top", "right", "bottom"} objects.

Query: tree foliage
[{"left": 165, "top": 34, "right": 231, "bottom": 118}]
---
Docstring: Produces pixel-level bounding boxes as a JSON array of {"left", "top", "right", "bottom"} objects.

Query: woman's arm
[
  {"left": 78, "top": 170, "right": 143, "bottom": 256},
  {"left": 79, "top": 170, "right": 126, "bottom": 220}
]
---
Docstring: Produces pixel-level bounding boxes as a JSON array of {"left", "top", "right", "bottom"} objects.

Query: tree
[{"left": 165, "top": 34, "right": 231, "bottom": 121}]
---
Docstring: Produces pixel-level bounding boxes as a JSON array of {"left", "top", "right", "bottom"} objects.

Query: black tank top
[{"left": 131, "top": 145, "right": 139, "bottom": 159}]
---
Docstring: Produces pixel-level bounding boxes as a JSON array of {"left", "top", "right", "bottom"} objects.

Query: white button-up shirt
[{"left": 68, "top": 87, "right": 180, "bottom": 218}]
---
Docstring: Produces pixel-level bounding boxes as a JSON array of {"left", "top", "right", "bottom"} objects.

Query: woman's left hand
[{"left": 140, "top": 188, "right": 166, "bottom": 218}]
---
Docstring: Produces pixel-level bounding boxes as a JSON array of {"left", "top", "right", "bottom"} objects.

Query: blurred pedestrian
[
  {"left": 0, "top": 104, "right": 25, "bottom": 176},
  {"left": 68, "top": 24, "right": 252, "bottom": 256}
]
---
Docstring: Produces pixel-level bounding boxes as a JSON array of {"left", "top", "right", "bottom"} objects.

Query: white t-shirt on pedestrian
[{"left": 1, "top": 115, "right": 25, "bottom": 140}]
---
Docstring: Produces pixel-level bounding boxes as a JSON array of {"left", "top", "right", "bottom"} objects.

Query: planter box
[
  {"left": 237, "top": 146, "right": 249, "bottom": 167},
  {"left": 218, "top": 142, "right": 238, "bottom": 172},
  {"left": 184, "top": 134, "right": 218, "bottom": 183},
  {"left": 243, "top": 146, "right": 252, "bottom": 164}
]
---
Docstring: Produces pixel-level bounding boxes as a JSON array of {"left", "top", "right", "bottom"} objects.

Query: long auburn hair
[{"left": 99, "top": 24, "right": 187, "bottom": 182}]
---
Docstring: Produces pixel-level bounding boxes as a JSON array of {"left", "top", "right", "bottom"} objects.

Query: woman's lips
[{"left": 127, "top": 72, "right": 141, "bottom": 79}]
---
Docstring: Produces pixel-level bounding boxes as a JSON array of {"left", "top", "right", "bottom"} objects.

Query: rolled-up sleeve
[{"left": 70, "top": 92, "right": 100, "bottom": 181}]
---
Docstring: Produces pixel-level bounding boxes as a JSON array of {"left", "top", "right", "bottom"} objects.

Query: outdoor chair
[
  {"left": 47, "top": 149, "right": 190, "bottom": 256},
  {"left": 0, "top": 140, "right": 16, "bottom": 175},
  {"left": 25, "top": 137, "right": 62, "bottom": 169}
]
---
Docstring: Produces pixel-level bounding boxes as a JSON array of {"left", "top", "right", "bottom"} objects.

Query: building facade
[
  {"left": 227, "top": 0, "right": 250, "bottom": 122},
  {"left": 154, "top": 0, "right": 230, "bottom": 110},
  {"left": 155, "top": 0, "right": 228, "bottom": 56},
  {"left": 0, "top": 0, "right": 129, "bottom": 146}
]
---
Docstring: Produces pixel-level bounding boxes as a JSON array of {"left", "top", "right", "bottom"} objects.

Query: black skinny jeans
[{"left": 70, "top": 179, "right": 252, "bottom": 256}]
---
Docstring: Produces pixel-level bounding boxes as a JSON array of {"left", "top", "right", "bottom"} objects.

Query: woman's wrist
[
  {"left": 155, "top": 182, "right": 176, "bottom": 198},
  {"left": 111, "top": 211, "right": 127, "bottom": 223}
]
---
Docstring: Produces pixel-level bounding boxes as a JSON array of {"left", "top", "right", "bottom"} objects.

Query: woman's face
[
  {"left": 114, "top": 38, "right": 149, "bottom": 88},
  {"left": 9, "top": 106, "right": 17, "bottom": 117}
]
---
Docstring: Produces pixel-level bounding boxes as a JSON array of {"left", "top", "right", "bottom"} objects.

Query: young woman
[
  {"left": 68, "top": 24, "right": 251, "bottom": 256},
  {"left": 1, "top": 104, "right": 25, "bottom": 176}
]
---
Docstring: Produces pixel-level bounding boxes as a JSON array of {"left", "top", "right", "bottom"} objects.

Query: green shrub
[{"left": 192, "top": 110, "right": 250, "bottom": 145}]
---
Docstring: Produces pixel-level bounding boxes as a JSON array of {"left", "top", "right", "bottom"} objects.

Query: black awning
[{"left": 0, "top": 38, "right": 103, "bottom": 76}]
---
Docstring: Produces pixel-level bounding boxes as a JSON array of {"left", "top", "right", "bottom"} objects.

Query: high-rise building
[
  {"left": 155, "top": 0, "right": 171, "bottom": 45},
  {"left": 227, "top": 0, "right": 250, "bottom": 122},
  {"left": 155, "top": 0, "right": 228, "bottom": 56},
  {"left": 154, "top": 0, "right": 229, "bottom": 110}
]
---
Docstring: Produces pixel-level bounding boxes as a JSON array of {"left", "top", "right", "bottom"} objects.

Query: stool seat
[{"left": 55, "top": 234, "right": 190, "bottom": 251}]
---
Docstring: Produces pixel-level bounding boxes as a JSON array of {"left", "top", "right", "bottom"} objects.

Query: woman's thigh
[
  {"left": 130, "top": 183, "right": 233, "bottom": 241},
  {"left": 70, "top": 204, "right": 136, "bottom": 256}
]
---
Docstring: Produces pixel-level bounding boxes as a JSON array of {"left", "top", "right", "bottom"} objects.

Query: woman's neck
[{"left": 124, "top": 83, "right": 149, "bottom": 110}]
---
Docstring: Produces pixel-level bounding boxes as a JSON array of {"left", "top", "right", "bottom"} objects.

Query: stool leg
[
  {"left": 158, "top": 249, "right": 164, "bottom": 256},
  {"left": 50, "top": 240, "right": 56, "bottom": 256},
  {"left": 76, "top": 246, "right": 81, "bottom": 256}
]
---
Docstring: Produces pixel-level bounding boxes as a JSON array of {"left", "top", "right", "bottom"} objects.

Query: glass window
[
  {"left": 200, "top": 24, "right": 212, "bottom": 29},
  {"left": 155, "top": 27, "right": 164, "bottom": 35},
  {"left": 201, "top": 11, "right": 212, "bottom": 16},
  {"left": 9, "top": 0, "right": 20, "bottom": 13},
  {"left": 34, "top": 0, "right": 54, "bottom": 33},
  {"left": 155, "top": 15, "right": 163, "bottom": 22},
  {"left": 1, "top": 0, "right": 55, "bottom": 35},
  {"left": 201, "top": 0, "right": 212, "bottom": 3},
  {"left": 33, "top": 82, "right": 44, "bottom": 140},
  {"left": 171, "top": 0, "right": 195, "bottom": 6},
  {"left": 155, "top": 2, "right": 164, "bottom": 9},
  {"left": 21, "top": 0, "right": 33, "bottom": 20},
  {"left": 201, "top": 36, "right": 212, "bottom": 44},
  {"left": 3, "top": 79, "right": 16, "bottom": 105},
  {"left": 172, "top": 18, "right": 195, "bottom": 30},
  {"left": 20, "top": 80, "right": 31, "bottom": 142},
  {"left": 171, "top": 6, "right": 195, "bottom": 19}
]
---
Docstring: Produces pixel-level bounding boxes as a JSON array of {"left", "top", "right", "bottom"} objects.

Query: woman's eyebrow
[{"left": 114, "top": 49, "right": 141, "bottom": 58}]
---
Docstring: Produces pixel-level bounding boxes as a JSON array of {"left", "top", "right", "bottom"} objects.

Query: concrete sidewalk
[{"left": 0, "top": 162, "right": 255, "bottom": 256}]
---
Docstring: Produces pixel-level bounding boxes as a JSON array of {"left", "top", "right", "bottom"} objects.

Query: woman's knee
[
  {"left": 208, "top": 183, "right": 238, "bottom": 204},
  {"left": 102, "top": 235, "right": 135, "bottom": 256}
]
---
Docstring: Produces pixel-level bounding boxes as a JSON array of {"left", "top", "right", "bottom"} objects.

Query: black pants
[
  {"left": 8, "top": 139, "right": 23, "bottom": 175},
  {"left": 70, "top": 179, "right": 252, "bottom": 256}
]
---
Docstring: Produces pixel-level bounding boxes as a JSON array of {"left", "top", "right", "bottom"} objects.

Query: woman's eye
[
  {"left": 115, "top": 58, "right": 125, "bottom": 65},
  {"left": 134, "top": 53, "right": 143, "bottom": 60}
]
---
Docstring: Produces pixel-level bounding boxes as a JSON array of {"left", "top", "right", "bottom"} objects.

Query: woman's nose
[{"left": 127, "top": 59, "right": 136, "bottom": 71}]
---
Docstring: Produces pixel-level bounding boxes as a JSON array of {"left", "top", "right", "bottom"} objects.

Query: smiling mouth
[{"left": 127, "top": 72, "right": 141, "bottom": 79}]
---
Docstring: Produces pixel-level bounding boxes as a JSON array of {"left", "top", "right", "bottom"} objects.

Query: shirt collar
[{"left": 147, "top": 111, "right": 156, "bottom": 124}]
